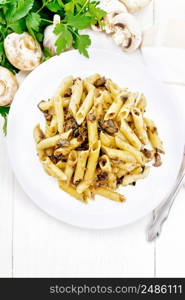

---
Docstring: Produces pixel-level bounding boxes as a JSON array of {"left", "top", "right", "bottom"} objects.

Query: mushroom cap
[
  {"left": 99, "top": 0, "right": 128, "bottom": 14},
  {"left": 0, "top": 66, "right": 18, "bottom": 106},
  {"left": 91, "top": 0, "right": 127, "bottom": 33},
  {"left": 4, "top": 32, "right": 42, "bottom": 71},
  {"left": 111, "top": 13, "right": 142, "bottom": 52},
  {"left": 120, "top": 0, "right": 152, "bottom": 13}
]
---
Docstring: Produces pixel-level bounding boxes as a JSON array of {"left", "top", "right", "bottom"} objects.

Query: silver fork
[{"left": 147, "top": 145, "right": 185, "bottom": 242}]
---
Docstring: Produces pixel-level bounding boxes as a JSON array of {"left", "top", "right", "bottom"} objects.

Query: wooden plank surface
[
  {"left": 0, "top": 119, "right": 14, "bottom": 277},
  {"left": 0, "top": 0, "right": 185, "bottom": 278}
]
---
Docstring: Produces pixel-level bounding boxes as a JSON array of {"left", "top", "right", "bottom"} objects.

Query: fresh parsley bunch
[{"left": 0, "top": 0, "right": 106, "bottom": 134}]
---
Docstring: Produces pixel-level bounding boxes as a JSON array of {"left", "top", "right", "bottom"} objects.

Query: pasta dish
[{"left": 33, "top": 74, "right": 165, "bottom": 203}]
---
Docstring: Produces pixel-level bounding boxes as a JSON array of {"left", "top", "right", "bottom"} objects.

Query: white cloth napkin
[{"left": 142, "top": 19, "right": 185, "bottom": 85}]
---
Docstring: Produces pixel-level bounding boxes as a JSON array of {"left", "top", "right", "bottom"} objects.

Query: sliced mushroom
[
  {"left": 92, "top": 0, "right": 127, "bottom": 33},
  {"left": 0, "top": 66, "right": 18, "bottom": 106},
  {"left": 110, "top": 13, "right": 142, "bottom": 52},
  {"left": 98, "top": 0, "right": 127, "bottom": 14},
  {"left": 4, "top": 32, "right": 42, "bottom": 71},
  {"left": 43, "top": 14, "right": 62, "bottom": 55},
  {"left": 120, "top": 0, "right": 152, "bottom": 13}
]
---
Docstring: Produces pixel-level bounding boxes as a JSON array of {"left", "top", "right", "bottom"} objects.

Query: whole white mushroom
[
  {"left": 43, "top": 14, "right": 61, "bottom": 55},
  {"left": 0, "top": 66, "right": 18, "bottom": 106},
  {"left": 91, "top": 0, "right": 127, "bottom": 33},
  {"left": 4, "top": 32, "right": 42, "bottom": 71},
  {"left": 120, "top": 0, "right": 152, "bottom": 13},
  {"left": 110, "top": 13, "right": 142, "bottom": 52}
]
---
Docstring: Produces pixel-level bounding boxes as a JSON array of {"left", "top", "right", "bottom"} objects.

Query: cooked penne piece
[
  {"left": 120, "top": 118, "right": 142, "bottom": 150},
  {"left": 130, "top": 166, "right": 143, "bottom": 175},
  {"left": 55, "top": 76, "right": 73, "bottom": 97},
  {"left": 37, "top": 129, "right": 72, "bottom": 150},
  {"left": 45, "top": 115, "right": 58, "bottom": 137},
  {"left": 54, "top": 137, "right": 83, "bottom": 156},
  {"left": 94, "top": 90, "right": 112, "bottom": 119},
  {"left": 131, "top": 107, "right": 148, "bottom": 145},
  {"left": 136, "top": 93, "right": 147, "bottom": 112},
  {"left": 87, "top": 109, "right": 98, "bottom": 147},
  {"left": 122, "top": 166, "right": 150, "bottom": 186},
  {"left": 144, "top": 118, "right": 165, "bottom": 153},
  {"left": 76, "top": 84, "right": 95, "bottom": 125},
  {"left": 99, "top": 155, "right": 117, "bottom": 189},
  {"left": 54, "top": 96, "right": 64, "bottom": 134},
  {"left": 77, "top": 141, "right": 101, "bottom": 193},
  {"left": 99, "top": 155, "right": 112, "bottom": 173},
  {"left": 105, "top": 79, "right": 121, "bottom": 97},
  {"left": 58, "top": 181, "right": 87, "bottom": 203},
  {"left": 62, "top": 97, "right": 70, "bottom": 108},
  {"left": 69, "top": 78, "right": 83, "bottom": 117},
  {"left": 117, "top": 92, "right": 133, "bottom": 120},
  {"left": 73, "top": 150, "right": 89, "bottom": 184},
  {"left": 111, "top": 160, "right": 138, "bottom": 171},
  {"left": 95, "top": 187, "right": 125, "bottom": 202},
  {"left": 38, "top": 99, "right": 53, "bottom": 111},
  {"left": 56, "top": 161, "right": 67, "bottom": 170},
  {"left": 33, "top": 124, "right": 44, "bottom": 144},
  {"left": 42, "top": 157, "right": 67, "bottom": 181},
  {"left": 104, "top": 93, "right": 124, "bottom": 120},
  {"left": 102, "top": 145, "right": 136, "bottom": 163},
  {"left": 65, "top": 150, "right": 77, "bottom": 184},
  {"left": 86, "top": 73, "right": 101, "bottom": 85},
  {"left": 115, "top": 136, "right": 143, "bottom": 164},
  {"left": 33, "top": 124, "right": 45, "bottom": 160},
  {"left": 100, "top": 132, "right": 116, "bottom": 148}
]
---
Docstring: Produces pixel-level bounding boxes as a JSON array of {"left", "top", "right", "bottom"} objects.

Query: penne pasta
[
  {"left": 120, "top": 118, "right": 142, "bottom": 150},
  {"left": 136, "top": 93, "right": 147, "bottom": 112},
  {"left": 76, "top": 84, "right": 95, "bottom": 125},
  {"left": 87, "top": 109, "right": 98, "bottom": 147},
  {"left": 95, "top": 187, "right": 125, "bottom": 202},
  {"left": 77, "top": 141, "right": 101, "bottom": 193},
  {"left": 115, "top": 135, "right": 143, "bottom": 164},
  {"left": 56, "top": 161, "right": 67, "bottom": 170},
  {"left": 37, "top": 129, "right": 72, "bottom": 150},
  {"left": 100, "top": 132, "right": 116, "bottom": 148},
  {"left": 131, "top": 107, "right": 148, "bottom": 145},
  {"left": 69, "top": 78, "right": 83, "bottom": 117},
  {"left": 102, "top": 145, "right": 136, "bottom": 163},
  {"left": 35, "top": 74, "right": 164, "bottom": 204},
  {"left": 54, "top": 137, "right": 83, "bottom": 156},
  {"left": 144, "top": 117, "right": 165, "bottom": 153},
  {"left": 55, "top": 76, "right": 73, "bottom": 97},
  {"left": 122, "top": 166, "right": 150, "bottom": 186},
  {"left": 33, "top": 124, "right": 45, "bottom": 160},
  {"left": 73, "top": 150, "right": 89, "bottom": 184},
  {"left": 42, "top": 157, "right": 67, "bottom": 181},
  {"left": 104, "top": 93, "right": 123, "bottom": 120},
  {"left": 59, "top": 180, "right": 87, "bottom": 203},
  {"left": 64, "top": 150, "right": 77, "bottom": 184},
  {"left": 54, "top": 96, "right": 64, "bottom": 134}
]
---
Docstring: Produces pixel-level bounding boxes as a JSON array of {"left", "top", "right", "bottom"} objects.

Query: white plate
[{"left": 7, "top": 49, "right": 184, "bottom": 229}]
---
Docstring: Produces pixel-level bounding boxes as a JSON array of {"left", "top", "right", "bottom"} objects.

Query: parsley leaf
[
  {"left": 0, "top": 106, "right": 10, "bottom": 136},
  {"left": 9, "top": 18, "right": 26, "bottom": 34},
  {"left": 54, "top": 23, "right": 73, "bottom": 54},
  {"left": 66, "top": 15, "right": 92, "bottom": 30},
  {"left": 26, "top": 12, "right": 41, "bottom": 32},
  {"left": 73, "top": 34, "right": 91, "bottom": 58},
  {"left": 8, "top": 0, "right": 34, "bottom": 23}
]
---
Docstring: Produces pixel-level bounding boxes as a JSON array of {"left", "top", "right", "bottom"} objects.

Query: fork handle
[{"left": 147, "top": 173, "right": 185, "bottom": 242}]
